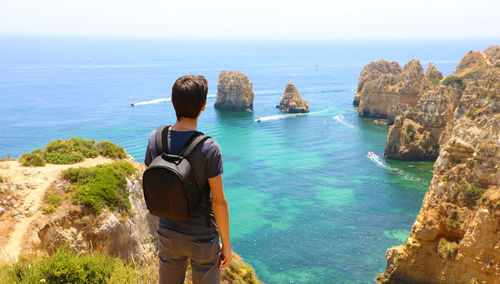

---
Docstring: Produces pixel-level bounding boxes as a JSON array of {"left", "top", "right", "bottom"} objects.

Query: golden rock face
[
  {"left": 276, "top": 81, "right": 309, "bottom": 113},
  {"left": 214, "top": 71, "right": 254, "bottom": 112},
  {"left": 377, "top": 46, "right": 500, "bottom": 284}
]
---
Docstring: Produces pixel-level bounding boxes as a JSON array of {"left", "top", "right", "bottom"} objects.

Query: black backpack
[{"left": 142, "top": 125, "right": 210, "bottom": 221}]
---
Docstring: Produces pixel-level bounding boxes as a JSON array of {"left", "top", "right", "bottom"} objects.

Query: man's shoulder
[{"left": 198, "top": 135, "right": 221, "bottom": 155}]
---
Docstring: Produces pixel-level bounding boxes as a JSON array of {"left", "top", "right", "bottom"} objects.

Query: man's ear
[{"left": 201, "top": 100, "right": 207, "bottom": 111}]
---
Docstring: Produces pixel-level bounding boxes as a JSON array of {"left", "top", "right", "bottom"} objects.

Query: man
[{"left": 144, "top": 75, "right": 231, "bottom": 284}]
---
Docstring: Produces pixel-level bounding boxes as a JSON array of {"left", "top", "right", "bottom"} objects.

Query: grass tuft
[{"left": 0, "top": 247, "right": 156, "bottom": 283}]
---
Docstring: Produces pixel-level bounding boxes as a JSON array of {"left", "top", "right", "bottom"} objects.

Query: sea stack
[
  {"left": 276, "top": 82, "right": 309, "bottom": 113},
  {"left": 214, "top": 71, "right": 254, "bottom": 111}
]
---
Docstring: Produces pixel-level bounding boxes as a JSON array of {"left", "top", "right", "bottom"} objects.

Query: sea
[{"left": 0, "top": 37, "right": 497, "bottom": 283}]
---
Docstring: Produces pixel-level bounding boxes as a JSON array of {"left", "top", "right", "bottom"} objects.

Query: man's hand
[{"left": 219, "top": 245, "right": 232, "bottom": 270}]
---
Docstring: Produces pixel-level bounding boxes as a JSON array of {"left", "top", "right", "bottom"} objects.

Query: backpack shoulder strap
[
  {"left": 155, "top": 125, "right": 170, "bottom": 155},
  {"left": 178, "top": 132, "right": 210, "bottom": 157}
]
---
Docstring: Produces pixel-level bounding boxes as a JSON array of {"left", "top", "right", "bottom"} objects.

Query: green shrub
[
  {"left": 19, "top": 138, "right": 127, "bottom": 167},
  {"left": 1, "top": 248, "right": 117, "bottom": 283},
  {"left": 62, "top": 162, "right": 135, "bottom": 214},
  {"left": 44, "top": 138, "right": 99, "bottom": 164},
  {"left": 465, "top": 107, "right": 477, "bottom": 118},
  {"left": 0, "top": 248, "right": 157, "bottom": 284},
  {"left": 457, "top": 181, "right": 486, "bottom": 203},
  {"left": 442, "top": 76, "right": 466, "bottom": 91},
  {"left": 437, "top": 238, "right": 458, "bottom": 259},
  {"left": 96, "top": 141, "right": 126, "bottom": 159},
  {"left": 431, "top": 78, "right": 440, "bottom": 85},
  {"left": 46, "top": 151, "right": 85, "bottom": 164},
  {"left": 404, "top": 124, "right": 416, "bottom": 143},
  {"left": 222, "top": 259, "right": 260, "bottom": 284},
  {"left": 19, "top": 148, "right": 47, "bottom": 167}
]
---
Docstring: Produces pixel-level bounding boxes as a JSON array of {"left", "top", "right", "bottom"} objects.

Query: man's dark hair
[{"left": 172, "top": 75, "right": 208, "bottom": 119}]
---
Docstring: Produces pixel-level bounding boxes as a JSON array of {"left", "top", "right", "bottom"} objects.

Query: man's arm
[{"left": 208, "top": 174, "right": 232, "bottom": 269}]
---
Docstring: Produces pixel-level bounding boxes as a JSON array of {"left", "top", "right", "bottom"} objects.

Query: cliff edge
[
  {"left": 377, "top": 46, "right": 500, "bottom": 284},
  {"left": 0, "top": 139, "right": 260, "bottom": 283}
]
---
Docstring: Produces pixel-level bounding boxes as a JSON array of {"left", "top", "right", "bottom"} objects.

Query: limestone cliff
[
  {"left": 384, "top": 87, "right": 457, "bottom": 161},
  {"left": 377, "top": 46, "right": 500, "bottom": 283},
  {"left": 353, "top": 59, "right": 402, "bottom": 109},
  {"left": 214, "top": 71, "right": 254, "bottom": 111},
  {"left": 355, "top": 59, "right": 436, "bottom": 120},
  {"left": 384, "top": 46, "right": 499, "bottom": 161},
  {"left": 276, "top": 81, "right": 309, "bottom": 113}
]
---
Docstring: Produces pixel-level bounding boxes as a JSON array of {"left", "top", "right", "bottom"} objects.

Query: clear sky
[{"left": 1, "top": 0, "right": 499, "bottom": 39}]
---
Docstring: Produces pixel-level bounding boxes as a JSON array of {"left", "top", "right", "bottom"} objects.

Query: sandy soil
[{"left": 0, "top": 157, "right": 114, "bottom": 263}]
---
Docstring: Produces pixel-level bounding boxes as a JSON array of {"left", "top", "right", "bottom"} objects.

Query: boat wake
[
  {"left": 255, "top": 112, "right": 308, "bottom": 122},
  {"left": 130, "top": 98, "right": 170, "bottom": 106},
  {"left": 366, "top": 152, "right": 422, "bottom": 182},
  {"left": 332, "top": 114, "right": 354, "bottom": 128},
  {"left": 255, "top": 109, "right": 330, "bottom": 122},
  {"left": 131, "top": 94, "right": 216, "bottom": 106},
  {"left": 367, "top": 152, "right": 390, "bottom": 169}
]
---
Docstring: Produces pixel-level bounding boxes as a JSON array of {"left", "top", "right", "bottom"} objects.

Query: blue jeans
[{"left": 158, "top": 227, "right": 221, "bottom": 284}]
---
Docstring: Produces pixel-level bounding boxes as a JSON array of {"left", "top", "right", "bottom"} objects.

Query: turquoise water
[{"left": 1, "top": 37, "right": 497, "bottom": 283}]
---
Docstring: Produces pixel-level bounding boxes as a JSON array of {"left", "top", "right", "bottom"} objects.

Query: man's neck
[{"left": 172, "top": 117, "right": 198, "bottom": 131}]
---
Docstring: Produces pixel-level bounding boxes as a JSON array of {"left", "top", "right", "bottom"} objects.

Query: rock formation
[
  {"left": 384, "top": 46, "right": 499, "bottom": 161},
  {"left": 276, "top": 81, "right": 309, "bottom": 113},
  {"left": 377, "top": 46, "right": 500, "bottom": 283},
  {"left": 353, "top": 59, "right": 402, "bottom": 108},
  {"left": 354, "top": 59, "right": 436, "bottom": 120},
  {"left": 384, "top": 87, "right": 457, "bottom": 160},
  {"left": 425, "top": 62, "right": 443, "bottom": 80},
  {"left": 37, "top": 162, "right": 158, "bottom": 263},
  {"left": 214, "top": 71, "right": 254, "bottom": 111}
]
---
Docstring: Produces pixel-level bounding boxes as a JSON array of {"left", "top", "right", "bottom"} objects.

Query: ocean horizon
[{"left": 1, "top": 37, "right": 498, "bottom": 283}]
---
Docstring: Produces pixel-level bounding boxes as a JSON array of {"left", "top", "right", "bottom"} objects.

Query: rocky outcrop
[
  {"left": 384, "top": 87, "right": 457, "bottom": 160},
  {"left": 214, "top": 71, "right": 254, "bottom": 111},
  {"left": 384, "top": 46, "right": 499, "bottom": 161},
  {"left": 377, "top": 46, "right": 500, "bottom": 283},
  {"left": 425, "top": 62, "right": 443, "bottom": 80},
  {"left": 355, "top": 59, "right": 434, "bottom": 119},
  {"left": 37, "top": 162, "right": 158, "bottom": 263},
  {"left": 276, "top": 82, "right": 309, "bottom": 113},
  {"left": 353, "top": 59, "right": 402, "bottom": 108}
]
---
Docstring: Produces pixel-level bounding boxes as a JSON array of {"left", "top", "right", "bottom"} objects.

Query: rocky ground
[{"left": 0, "top": 157, "right": 116, "bottom": 262}]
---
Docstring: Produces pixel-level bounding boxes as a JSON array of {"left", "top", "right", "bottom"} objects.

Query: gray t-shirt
[{"left": 144, "top": 128, "right": 223, "bottom": 235}]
